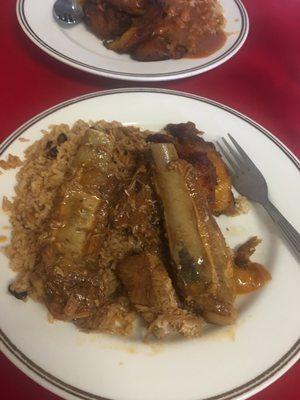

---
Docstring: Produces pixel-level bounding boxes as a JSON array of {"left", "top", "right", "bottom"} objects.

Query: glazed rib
[
  {"left": 31, "top": 129, "right": 119, "bottom": 321},
  {"left": 151, "top": 143, "right": 236, "bottom": 325}
]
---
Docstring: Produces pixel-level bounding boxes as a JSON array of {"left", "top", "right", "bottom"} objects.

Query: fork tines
[{"left": 217, "top": 133, "right": 261, "bottom": 176}]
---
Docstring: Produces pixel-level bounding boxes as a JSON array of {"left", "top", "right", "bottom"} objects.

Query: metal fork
[
  {"left": 217, "top": 134, "right": 300, "bottom": 259},
  {"left": 53, "top": 0, "right": 84, "bottom": 26}
]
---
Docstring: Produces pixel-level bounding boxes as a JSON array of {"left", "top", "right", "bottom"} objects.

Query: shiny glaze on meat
[
  {"left": 30, "top": 129, "right": 121, "bottom": 323},
  {"left": 151, "top": 143, "right": 236, "bottom": 325},
  {"left": 148, "top": 122, "right": 235, "bottom": 215}
]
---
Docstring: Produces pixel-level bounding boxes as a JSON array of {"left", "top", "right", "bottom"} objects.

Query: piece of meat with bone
[
  {"left": 146, "top": 130, "right": 217, "bottom": 209},
  {"left": 117, "top": 252, "right": 203, "bottom": 338},
  {"left": 30, "top": 128, "right": 120, "bottom": 323},
  {"left": 151, "top": 143, "right": 236, "bottom": 325}
]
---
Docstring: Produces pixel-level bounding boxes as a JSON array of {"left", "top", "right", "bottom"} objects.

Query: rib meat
[
  {"left": 151, "top": 143, "right": 236, "bottom": 325},
  {"left": 30, "top": 129, "right": 123, "bottom": 327},
  {"left": 117, "top": 252, "right": 203, "bottom": 338}
]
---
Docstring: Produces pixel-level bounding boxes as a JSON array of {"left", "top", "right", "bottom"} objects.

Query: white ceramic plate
[
  {"left": 0, "top": 89, "right": 299, "bottom": 400},
  {"left": 17, "top": 0, "right": 249, "bottom": 81}
]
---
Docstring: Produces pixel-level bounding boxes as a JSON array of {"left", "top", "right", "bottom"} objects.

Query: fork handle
[{"left": 263, "top": 199, "right": 300, "bottom": 259}]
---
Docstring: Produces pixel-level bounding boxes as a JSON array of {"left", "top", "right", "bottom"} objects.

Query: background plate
[{"left": 17, "top": 0, "right": 249, "bottom": 81}]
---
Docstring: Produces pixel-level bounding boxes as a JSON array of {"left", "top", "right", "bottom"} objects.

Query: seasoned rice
[{"left": 0, "top": 154, "right": 23, "bottom": 170}]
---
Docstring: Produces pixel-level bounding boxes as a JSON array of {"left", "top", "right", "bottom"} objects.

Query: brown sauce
[
  {"left": 156, "top": 1, "right": 227, "bottom": 59},
  {"left": 234, "top": 263, "right": 271, "bottom": 295},
  {"left": 188, "top": 30, "right": 227, "bottom": 58}
]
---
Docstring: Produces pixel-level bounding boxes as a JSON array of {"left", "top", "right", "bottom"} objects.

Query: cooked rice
[
  {"left": 0, "top": 154, "right": 23, "bottom": 170},
  {"left": 2, "top": 196, "right": 13, "bottom": 213}
]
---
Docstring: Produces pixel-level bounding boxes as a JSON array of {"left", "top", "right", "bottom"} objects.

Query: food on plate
[
  {"left": 82, "top": 0, "right": 227, "bottom": 61},
  {"left": 0, "top": 154, "right": 23, "bottom": 170},
  {"left": 234, "top": 237, "right": 271, "bottom": 294},
  {"left": 117, "top": 252, "right": 203, "bottom": 338},
  {"left": 151, "top": 143, "right": 236, "bottom": 325},
  {"left": 160, "top": 122, "right": 234, "bottom": 215},
  {"left": 3, "top": 120, "right": 270, "bottom": 339}
]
